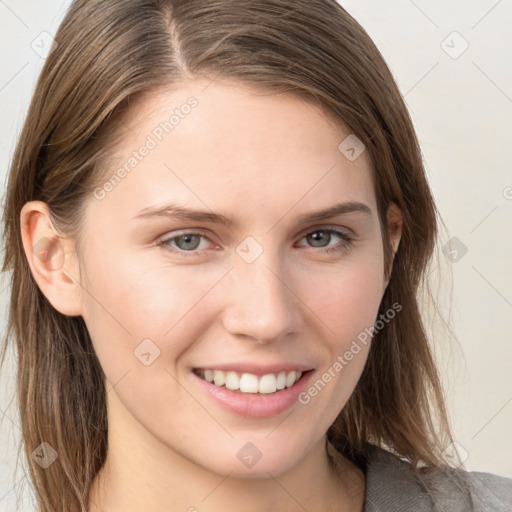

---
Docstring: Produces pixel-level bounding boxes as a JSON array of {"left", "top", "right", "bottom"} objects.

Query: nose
[{"left": 220, "top": 246, "right": 301, "bottom": 344}]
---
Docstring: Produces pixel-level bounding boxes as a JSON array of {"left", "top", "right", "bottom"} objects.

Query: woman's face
[{"left": 76, "top": 79, "right": 391, "bottom": 477}]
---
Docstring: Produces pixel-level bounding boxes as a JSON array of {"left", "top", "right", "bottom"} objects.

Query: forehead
[{"left": 87, "top": 79, "right": 376, "bottom": 227}]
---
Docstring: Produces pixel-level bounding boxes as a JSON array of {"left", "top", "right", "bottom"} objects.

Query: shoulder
[{"left": 361, "top": 443, "right": 512, "bottom": 512}]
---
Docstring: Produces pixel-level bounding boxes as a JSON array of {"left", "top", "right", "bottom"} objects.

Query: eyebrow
[{"left": 132, "top": 201, "right": 372, "bottom": 227}]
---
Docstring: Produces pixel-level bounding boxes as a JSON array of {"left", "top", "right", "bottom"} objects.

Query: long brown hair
[{"left": 1, "top": 0, "right": 459, "bottom": 510}]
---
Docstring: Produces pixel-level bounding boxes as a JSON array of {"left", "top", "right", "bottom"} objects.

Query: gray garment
[{"left": 358, "top": 443, "right": 512, "bottom": 511}]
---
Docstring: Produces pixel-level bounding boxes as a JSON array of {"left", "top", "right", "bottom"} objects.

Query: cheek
[
  {"left": 295, "top": 246, "right": 385, "bottom": 406},
  {"left": 301, "top": 245, "right": 385, "bottom": 341},
  {"left": 80, "top": 252, "right": 228, "bottom": 378}
]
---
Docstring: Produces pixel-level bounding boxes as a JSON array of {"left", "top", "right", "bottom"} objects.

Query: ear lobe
[{"left": 20, "top": 201, "right": 83, "bottom": 317}]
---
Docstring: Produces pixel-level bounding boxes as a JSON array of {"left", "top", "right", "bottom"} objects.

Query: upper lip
[{"left": 193, "top": 363, "right": 314, "bottom": 377}]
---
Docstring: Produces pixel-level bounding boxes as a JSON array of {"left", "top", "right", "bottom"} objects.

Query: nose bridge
[{"left": 222, "top": 239, "right": 299, "bottom": 343}]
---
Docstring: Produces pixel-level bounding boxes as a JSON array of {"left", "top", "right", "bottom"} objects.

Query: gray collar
[
  {"left": 352, "top": 443, "right": 511, "bottom": 512},
  {"left": 361, "top": 444, "right": 433, "bottom": 512}
]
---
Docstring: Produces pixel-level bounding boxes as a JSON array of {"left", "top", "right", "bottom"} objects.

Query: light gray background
[{"left": 1, "top": 0, "right": 511, "bottom": 509}]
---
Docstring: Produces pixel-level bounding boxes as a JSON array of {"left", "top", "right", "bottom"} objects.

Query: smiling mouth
[{"left": 193, "top": 368, "right": 309, "bottom": 394}]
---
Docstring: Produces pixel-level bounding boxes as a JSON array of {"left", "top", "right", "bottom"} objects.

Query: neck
[{"left": 88, "top": 393, "right": 365, "bottom": 512}]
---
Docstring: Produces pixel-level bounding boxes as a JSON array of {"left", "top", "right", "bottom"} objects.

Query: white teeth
[
  {"left": 240, "top": 373, "right": 259, "bottom": 393},
  {"left": 198, "top": 369, "right": 303, "bottom": 394},
  {"left": 213, "top": 369, "right": 225, "bottom": 386},
  {"left": 258, "top": 374, "right": 277, "bottom": 394},
  {"left": 285, "top": 371, "right": 297, "bottom": 387},
  {"left": 225, "top": 371, "right": 239, "bottom": 390}
]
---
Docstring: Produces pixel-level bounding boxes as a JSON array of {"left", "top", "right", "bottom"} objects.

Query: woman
[{"left": 1, "top": 1, "right": 511, "bottom": 511}]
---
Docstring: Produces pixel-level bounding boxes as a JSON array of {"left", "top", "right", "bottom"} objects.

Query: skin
[{"left": 21, "top": 79, "right": 402, "bottom": 512}]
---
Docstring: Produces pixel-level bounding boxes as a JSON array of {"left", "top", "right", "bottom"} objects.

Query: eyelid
[
  {"left": 157, "top": 228, "right": 211, "bottom": 243},
  {"left": 296, "top": 223, "right": 356, "bottom": 239}
]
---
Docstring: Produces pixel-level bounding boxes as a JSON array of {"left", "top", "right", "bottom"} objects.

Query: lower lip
[{"left": 191, "top": 370, "right": 314, "bottom": 419}]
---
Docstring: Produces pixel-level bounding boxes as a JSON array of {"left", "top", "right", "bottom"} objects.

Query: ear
[
  {"left": 383, "top": 202, "right": 402, "bottom": 287},
  {"left": 20, "top": 201, "right": 83, "bottom": 316}
]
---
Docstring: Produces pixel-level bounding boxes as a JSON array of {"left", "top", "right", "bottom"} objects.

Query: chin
[{"left": 185, "top": 433, "right": 311, "bottom": 479}]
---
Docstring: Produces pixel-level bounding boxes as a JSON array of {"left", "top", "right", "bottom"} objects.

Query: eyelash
[{"left": 158, "top": 228, "right": 354, "bottom": 257}]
